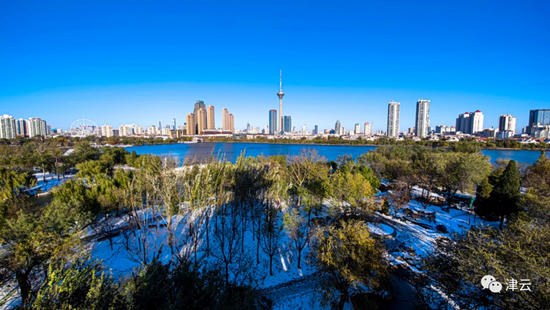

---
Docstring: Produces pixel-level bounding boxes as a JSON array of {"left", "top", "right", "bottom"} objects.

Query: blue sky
[{"left": 0, "top": 0, "right": 548, "bottom": 132}]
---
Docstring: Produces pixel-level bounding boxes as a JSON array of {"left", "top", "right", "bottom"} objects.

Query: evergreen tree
[{"left": 492, "top": 160, "right": 521, "bottom": 229}]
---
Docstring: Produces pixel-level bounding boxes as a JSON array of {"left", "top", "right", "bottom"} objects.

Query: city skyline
[{"left": 1, "top": 1, "right": 548, "bottom": 132}]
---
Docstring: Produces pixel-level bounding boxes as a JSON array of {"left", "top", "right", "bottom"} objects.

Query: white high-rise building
[
  {"left": 470, "top": 110, "right": 484, "bottom": 134},
  {"left": 147, "top": 125, "right": 158, "bottom": 135},
  {"left": 0, "top": 115, "right": 17, "bottom": 139},
  {"left": 302, "top": 124, "right": 307, "bottom": 134},
  {"left": 415, "top": 98, "right": 430, "bottom": 138},
  {"left": 119, "top": 125, "right": 134, "bottom": 137},
  {"left": 364, "top": 122, "right": 371, "bottom": 135},
  {"left": 387, "top": 101, "right": 400, "bottom": 138},
  {"left": 354, "top": 123, "right": 360, "bottom": 135},
  {"left": 28, "top": 117, "right": 47, "bottom": 138},
  {"left": 102, "top": 124, "right": 114, "bottom": 137},
  {"left": 499, "top": 114, "right": 516, "bottom": 133}
]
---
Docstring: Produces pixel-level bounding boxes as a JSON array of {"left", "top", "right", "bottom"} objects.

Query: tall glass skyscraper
[
  {"left": 283, "top": 115, "right": 292, "bottom": 133},
  {"left": 528, "top": 109, "right": 550, "bottom": 134},
  {"left": 269, "top": 110, "right": 278, "bottom": 135}
]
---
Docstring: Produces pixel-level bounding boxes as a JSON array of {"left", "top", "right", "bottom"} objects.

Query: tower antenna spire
[{"left": 279, "top": 70, "right": 282, "bottom": 91}]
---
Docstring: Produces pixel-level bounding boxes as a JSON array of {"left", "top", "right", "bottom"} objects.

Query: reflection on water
[{"left": 27, "top": 193, "right": 54, "bottom": 207}]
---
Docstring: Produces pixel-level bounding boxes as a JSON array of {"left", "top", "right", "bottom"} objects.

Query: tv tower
[{"left": 277, "top": 70, "right": 285, "bottom": 134}]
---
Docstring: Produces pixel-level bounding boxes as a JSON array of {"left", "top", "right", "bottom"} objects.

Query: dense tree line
[{"left": 211, "top": 136, "right": 549, "bottom": 150}]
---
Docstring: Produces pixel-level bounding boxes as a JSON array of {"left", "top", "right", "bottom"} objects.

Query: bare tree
[{"left": 386, "top": 178, "right": 412, "bottom": 217}]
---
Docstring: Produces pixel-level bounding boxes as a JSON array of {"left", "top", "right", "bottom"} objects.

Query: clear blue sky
[{"left": 1, "top": 0, "right": 548, "bottom": 132}]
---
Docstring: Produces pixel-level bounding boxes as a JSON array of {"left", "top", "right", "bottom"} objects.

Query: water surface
[{"left": 125, "top": 142, "right": 546, "bottom": 166}]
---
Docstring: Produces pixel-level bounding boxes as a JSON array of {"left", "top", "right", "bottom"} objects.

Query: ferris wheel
[{"left": 70, "top": 118, "right": 99, "bottom": 137}]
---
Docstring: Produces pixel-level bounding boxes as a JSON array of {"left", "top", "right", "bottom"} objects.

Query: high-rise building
[
  {"left": 335, "top": 120, "right": 341, "bottom": 135},
  {"left": 283, "top": 115, "right": 292, "bottom": 133},
  {"left": 387, "top": 101, "right": 400, "bottom": 138},
  {"left": 470, "top": 110, "right": 484, "bottom": 134},
  {"left": 197, "top": 108, "right": 207, "bottom": 134},
  {"left": 528, "top": 109, "right": 550, "bottom": 134},
  {"left": 456, "top": 112, "right": 471, "bottom": 134},
  {"left": 302, "top": 124, "right": 306, "bottom": 134},
  {"left": 415, "top": 98, "right": 430, "bottom": 138},
  {"left": 158, "top": 121, "right": 162, "bottom": 130},
  {"left": 172, "top": 118, "right": 176, "bottom": 130},
  {"left": 354, "top": 123, "right": 360, "bottom": 135},
  {"left": 0, "top": 115, "right": 17, "bottom": 139},
  {"left": 16, "top": 118, "right": 29, "bottom": 137},
  {"left": 101, "top": 124, "right": 114, "bottom": 137},
  {"left": 119, "top": 125, "right": 134, "bottom": 136},
  {"left": 456, "top": 111, "right": 484, "bottom": 134},
  {"left": 222, "top": 108, "right": 231, "bottom": 131},
  {"left": 364, "top": 122, "right": 371, "bottom": 135},
  {"left": 207, "top": 105, "right": 215, "bottom": 129},
  {"left": 277, "top": 71, "right": 285, "bottom": 134},
  {"left": 193, "top": 100, "right": 206, "bottom": 133},
  {"left": 269, "top": 110, "right": 278, "bottom": 135},
  {"left": 499, "top": 114, "right": 517, "bottom": 133},
  {"left": 135, "top": 125, "right": 144, "bottom": 135},
  {"left": 147, "top": 125, "right": 157, "bottom": 135},
  {"left": 313, "top": 125, "right": 319, "bottom": 135},
  {"left": 341, "top": 126, "right": 346, "bottom": 135},
  {"left": 186, "top": 113, "right": 195, "bottom": 136},
  {"left": 229, "top": 114, "right": 234, "bottom": 133},
  {"left": 28, "top": 117, "right": 47, "bottom": 138}
]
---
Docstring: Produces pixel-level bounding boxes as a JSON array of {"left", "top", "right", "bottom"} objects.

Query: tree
[
  {"left": 492, "top": 160, "right": 521, "bottom": 229},
  {"left": 386, "top": 180, "right": 411, "bottom": 216},
  {"left": 311, "top": 220, "right": 388, "bottom": 310},
  {"left": 0, "top": 206, "right": 82, "bottom": 306},
  {"left": 32, "top": 258, "right": 125, "bottom": 310},
  {"left": 434, "top": 152, "right": 491, "bottom": 208},
  {"left": 330, "top": 169, "right": 375, "bottom": 216}
]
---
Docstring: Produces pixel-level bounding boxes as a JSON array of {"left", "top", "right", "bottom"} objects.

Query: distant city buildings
[
  {"left": 415, "top": 98, "right": 430, "bottom": 138},
  {"left": 313, "top": 125, "right": 319, "bottom": 135},
  {"left": 456, "top": 110, "right": 484, "bottom": 135},
  {"left": 277, "top": 71, "right": 285, "bottom": 134},
  {"left": 172, "top": 118, "right": 176, "bottom": 130},
  {"left": 528, "top": 109, "right": 550, "bottom": 135},
  {"left": 269, "top": 110, "right": 278, "bottom": 135},
  {"left": 354, "top": 123, "right": 360, "bottom": 135},
  {"left": 186, "top": 113, "right": 195, "bottom": 137},
  {"left": 387, "top": 101, "right": 400, "bottom": 138},
  {"left": 364, "top": 122, "right": 371, "bottom": 135},
  {"left": 207, "top": 106, "right": 215, "bottom": 129},
  {"left": 28, "top": 117, "right": 48, "bottom": 138},
  {"left": 102, "top": 124, "right": 114, "bottom": 137},
  {"left": 335, "top": 120, "right": 341, "bottom": 135},
  {"left": 221, "top": 108, "right": 234, "bottom": 133},
  {"left": 499, "top": 114, "right": 517, "bottom": 133},
  {"left": 197, "top": 108, "right": 207, "bottom": 134},
  {"left": 283, "top": 116, "right": 292, "bottom": 133},
  {"left": 0, "top": 115, "right": 17, "bottom": 139},
  {"left": 16, "top": 118, "right": 29, "bottom": 137}
]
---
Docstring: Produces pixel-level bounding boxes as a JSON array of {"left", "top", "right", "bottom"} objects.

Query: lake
[{"left": 125, "top": 142, "right": 546, "bottom": 166}]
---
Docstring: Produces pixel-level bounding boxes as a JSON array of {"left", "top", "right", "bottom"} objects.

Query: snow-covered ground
[
  {"left": 25, "top": 172, "right": 75, "bottom": 195},
  {"left": 2, "top": 184, "right": 502, "bottom": 310}
]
